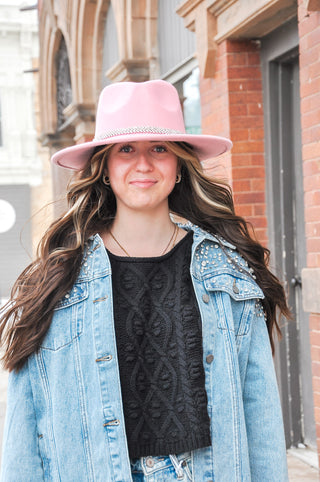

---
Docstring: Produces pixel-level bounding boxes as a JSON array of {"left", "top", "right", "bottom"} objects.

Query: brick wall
[
  {"left": 201, "top": 42, "right": 232, "bottom": 183},
  {"left": 201, "top": 40, "right": 267, "bottom": 246},
  {"left": 297, "top": 0, "right": 320, "bottom": 463}
]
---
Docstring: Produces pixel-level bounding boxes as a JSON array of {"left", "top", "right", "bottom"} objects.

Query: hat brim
[{"left": 51, "top": 133, "right": 232, "bottom": 170}]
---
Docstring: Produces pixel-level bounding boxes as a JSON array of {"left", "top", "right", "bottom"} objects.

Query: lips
[{"left": 129, "top": 179, "right": 157, "bottom": 187}]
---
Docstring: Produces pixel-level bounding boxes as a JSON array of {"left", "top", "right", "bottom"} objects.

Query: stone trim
[{"left": 302, "top": 268, "right": 320, "bottom": 313}]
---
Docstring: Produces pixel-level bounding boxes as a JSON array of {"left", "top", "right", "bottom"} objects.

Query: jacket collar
[{"left": 177, "top": 220, "right": 236, "bottom": 251}]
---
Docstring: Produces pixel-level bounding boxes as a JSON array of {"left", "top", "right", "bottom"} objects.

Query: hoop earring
[
  {"left": 176, "top": 173, "right": 182, "bottom": 184},
  {"left": 103, "top": 175, "right": 110, "bottom": 186}
]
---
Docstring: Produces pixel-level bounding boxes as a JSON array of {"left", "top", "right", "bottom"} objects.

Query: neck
[{"left": 105, "top": 206, "right": 178, "bottom": 257}]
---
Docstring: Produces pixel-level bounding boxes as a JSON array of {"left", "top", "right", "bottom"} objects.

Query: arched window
[
  {"left": 55, "top": 36, "right": 72, "bottom": 129},
  {"left": 101, "top": 3, "right": 120, "bottom": 87}
]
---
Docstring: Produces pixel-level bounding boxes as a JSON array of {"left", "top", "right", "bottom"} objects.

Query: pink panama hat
[{"left": 51, "top": 80, "right": 232, "bottom": 170}]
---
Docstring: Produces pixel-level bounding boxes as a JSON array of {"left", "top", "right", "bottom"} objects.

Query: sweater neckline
[{"left": 106, "top": 230, "right": 192, "bottom": 263}]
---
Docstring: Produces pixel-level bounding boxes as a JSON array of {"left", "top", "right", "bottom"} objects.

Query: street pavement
[{"left": 0, "top": 366, "right": 318, "bottom": 479}]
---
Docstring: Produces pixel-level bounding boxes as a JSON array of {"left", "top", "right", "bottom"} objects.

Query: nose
[{"left": 135, "top": 150, "right": 153, "bottom": 172}]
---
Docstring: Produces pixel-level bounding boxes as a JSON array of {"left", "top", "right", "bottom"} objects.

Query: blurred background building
[
  {"left": 0, "top": 0, "right": 40, "bottom": 304},
  {"left": 0, "top": 0, "right": 53, "bottom": 306},
  {"left": 1, "top": 0, "right": 320, "bottom": 473}
]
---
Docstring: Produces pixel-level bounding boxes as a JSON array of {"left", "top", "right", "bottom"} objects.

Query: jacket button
[
  {"left": 146, "top": 457, "right": 154, "bottom": 467},
  {"left": 202, "top": 294, "right": 210, "bottom": 303},
  {"left": 206, "top": 354, "right": 214, "bottom": 364}
]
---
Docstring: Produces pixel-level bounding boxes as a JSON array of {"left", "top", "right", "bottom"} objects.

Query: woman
[{"left": 0, "top": 80, "right": 289, "bottom": 481}]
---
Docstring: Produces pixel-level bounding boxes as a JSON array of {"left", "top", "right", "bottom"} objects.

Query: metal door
[{"left": 261, "top": 20, "right": 316, "bottom": 449}]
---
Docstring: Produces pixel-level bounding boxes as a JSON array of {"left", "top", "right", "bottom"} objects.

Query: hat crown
[{"left": 94, "top": 80, "right": 186, "bottom": 139}]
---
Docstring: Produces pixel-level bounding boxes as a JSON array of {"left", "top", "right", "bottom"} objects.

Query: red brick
[
  {"left": 232, "top": 166, "right": 265, "bottom": 179},
  {"left": 312, "top": 346, "right": 320, "bottom": 363},
  {"left": 312, "top": 362, "right": 320, "bottom": 377},
  {"left": 250, "top": 154, "right": 266, "bottom": 166},
  {"left": 312, "top": 376, "right": 320, "bottom": 393},
  {"left": 226, "top": 40, "right": 258, "bottom": 53},
  {"left": 234, "top": 192, "right": 265, "bottom": 204},
  {"left": 229, "top": 104, "right": 248, "bottom": 116},
  {"left": 232, "top": 179, "right": 251, "bottom": 192},
  {"left": 310, "top": 331, "right": 320, "bottom": 348},
  {"left": 227, "top": 52, "right": 248, "bottom": 66},
  {"left": 300, "top": 94, "right": 320, "bottom": 115},
  {"left": 230, "top": 154, "right": 265, "bottom": 167},
  {"left": 253, "top": 204, "right": 265, "bottom": 215},
  {"left": 303, "top": 160, "right": 320, "bottom": 176},
  {"left": 299, "top": 47, "right": 320, "bottom": 71},
  {"left": 305, "top": 191, "right": 320, "bottom": 207},
  {"left": 247, "top": 52, "right": 261, "bottom": 65},
  {"left": 247, "top": 103, "right": 263, "bottom": 115},
  {"left": 228, "top": 67, "right": 262, "bottom": 80},
  {"left": 234, "top": 204, "right": 254, "bottom": 217},
  {"left": 228, "top": 79, "right": 262, "bottom": 92},
  {"left": 301, "top": 77, "right": 320, "bottom": 98},
  {"left": 232, "top": 141, "right": 264, "bottom": 154},
  {"left": 231, "top": 116, "right": 264, "bottom": 129},
  {"left": 305, "top": 206, "right": 320, "bottom": 223},
  {"left": 249, "top": 128, "right": 264, "bottom": 140},
  {"left": 251, "top": 227, "right": 268, "bottom": 244},
  {"left": 304, "top": 174, "right": 320, "bottom": 191},
  {"left": 308, "top": 62, "right": 320, "bottom": 81},
  {"left": 229, "top": 92, "right": 262, "bottom": 104},
  {"left": 298, "top": 11, "right": 320, "bottom": 38},
  {"left": 302, "top": 125, "right": 320, "bottom": 144},
  {"left": 231, "top": 155, "right": 256, "bottom": 167},
  {"left": 308, "top": 27, "right": 320, "bottom": 49},
  {"left": 303, "top": 142, "right": 320, "bottom": 161},
  {"left": 307, "top": 252, "right": 320, "bottom": 268},
  {"left": 247, "top": 216, "right": 267, "bottom": 228},
  {"left": 250, "top": 179, "right": 266, "bottom": 191},
  {"left": 314, "top": 393, "right": 320, "bottom": 410},
  {"left": 306, "top": 222, "right": 320, "bottom": 237},
  {"left": 230, "top": 129, "right": 249, "bottom": 141},
  {"left": 307, "top": 238, "right": 320, "bottom": 253},
  {"left": 301, "top": 109, "right": 320, "bottom": 131}
]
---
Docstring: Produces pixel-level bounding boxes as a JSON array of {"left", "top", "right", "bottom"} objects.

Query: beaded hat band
[
  {"left": 94, "top": 126, "right": 184, "bottom": 141},
  {"left": 51, "top": 80, "right": 232, "bottom": 170}
]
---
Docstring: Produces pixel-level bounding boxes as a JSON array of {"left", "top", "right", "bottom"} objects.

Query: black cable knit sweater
[{"left": 107, "top": 231, "right": 211, "bottom": 458}]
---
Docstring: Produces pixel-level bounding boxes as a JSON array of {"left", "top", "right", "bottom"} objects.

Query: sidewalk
[
  {"left": 287, "top": 450, "right": 319, "bottom": 481},
  {"left": 0, "top": 366, "right": 318, "bottom": 479}
]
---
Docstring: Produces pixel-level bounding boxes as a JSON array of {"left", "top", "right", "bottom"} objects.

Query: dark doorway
[{"left": 261, "top": 19, "right": 316, "bottom": 449}]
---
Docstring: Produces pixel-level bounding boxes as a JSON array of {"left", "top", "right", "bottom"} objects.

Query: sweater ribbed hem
[{"left": 129, "top": 431, "right": 211, "bottom": 459}]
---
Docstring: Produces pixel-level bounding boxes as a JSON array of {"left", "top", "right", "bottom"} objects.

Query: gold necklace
[{"left": 109, "top": 224, "right": 178, "bottom": 257}]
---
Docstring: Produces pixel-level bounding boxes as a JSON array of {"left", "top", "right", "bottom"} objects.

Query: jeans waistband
[{"left": 131, "top": 451, "right": 192, "bottom": 477}]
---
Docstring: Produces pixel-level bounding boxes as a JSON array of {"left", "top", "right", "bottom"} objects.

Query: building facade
[
  {"left": 0, "top": 0, "right": 47, "bottom": 302},
  {"left": 38, "top": 0, "right": 320, "bottom": 467}
]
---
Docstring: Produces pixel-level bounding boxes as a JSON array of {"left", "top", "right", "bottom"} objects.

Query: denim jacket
[{"left": 1, "top": 224, "right": 288, "bottom": 481}]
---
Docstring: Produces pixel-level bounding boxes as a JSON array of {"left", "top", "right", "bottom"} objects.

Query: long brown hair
[{"left": 0, "top": 142, "right": 290, "bottom": 372}]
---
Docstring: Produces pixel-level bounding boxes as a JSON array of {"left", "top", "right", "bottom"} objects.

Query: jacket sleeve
[
  {"left": 242, "top": 310, "right": 289, "bottom": 482},
  {"left": 0, "top": 361, "right": 44, "bottom": 481}
]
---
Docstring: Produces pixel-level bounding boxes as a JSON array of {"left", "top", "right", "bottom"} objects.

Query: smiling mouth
[{"left": 129, "top": 179, "right": 157, "bottom": 187}]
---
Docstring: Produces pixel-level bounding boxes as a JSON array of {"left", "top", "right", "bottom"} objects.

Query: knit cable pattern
[{"left": 108, "top": 232, "right": 211, "bottom": 458}]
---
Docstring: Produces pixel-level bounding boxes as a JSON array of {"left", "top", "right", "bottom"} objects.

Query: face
[{"left": 106, "top": 141, "right": 179, "bottom": 214}]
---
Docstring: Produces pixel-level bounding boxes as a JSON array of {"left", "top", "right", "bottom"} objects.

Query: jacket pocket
[
  {"left": 203, "top": 273, "right": 264, "bottom": 301},
  {"left": 203, "top": 273, "right": 264, "bottom": 336},
  {"left": 40, "top": 283, "right": 88, "bottom": 351}
]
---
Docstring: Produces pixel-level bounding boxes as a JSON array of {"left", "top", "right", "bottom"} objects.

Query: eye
[
  {"left": 119, "top": 144, "right": 133, "bottom": 153},
  {"left": 153, "top": 145, "right": 167, "bottom": 153}
]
